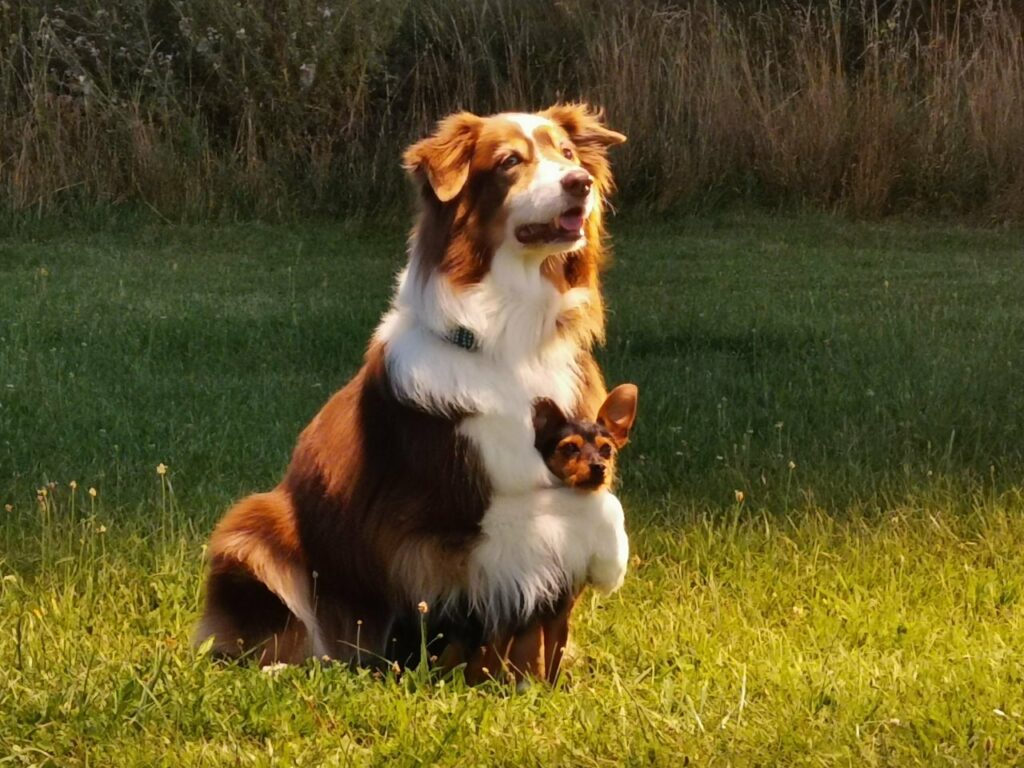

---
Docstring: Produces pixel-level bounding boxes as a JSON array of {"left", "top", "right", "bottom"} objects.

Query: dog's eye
[
  {"left": 599, "top": 443, "right": 613, "bottom": 459},
  {"left": 561, "top": 147, "right": 574, "bottom": 160},
  {"left": 560, "top": 442, "right": 580, "bottom": 457},
  {"left": 501, "top": 154, "right": 522, "bottom": 170}
]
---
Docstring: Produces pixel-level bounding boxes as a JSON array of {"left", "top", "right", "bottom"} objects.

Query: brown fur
[
  {"left": 197, "top": 105, "right": 626, "bottom": 681},
  {"left": 454, "top": 590, "right": 577, "bottom": 685},
  {"left": 198, "top": 344, "right": 490, "bottom": 664},
  {"left": 542, "top": 103, "right": 626, "bottom": 350}
]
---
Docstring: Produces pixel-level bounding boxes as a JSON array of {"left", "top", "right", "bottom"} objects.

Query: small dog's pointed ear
[
  {"left": 541, "top": 103, "right": 626, "bottom": 150},
  {"left": 532, "top": 398, "right": 567, "bottom": 440},
  {"left": 403, "top": 112, "right": 483, "bottom": 202},
  {"left": 597, "top": 384, "right": 638, "bottom": 448}
]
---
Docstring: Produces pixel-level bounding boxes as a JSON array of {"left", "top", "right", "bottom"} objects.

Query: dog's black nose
[
  {"left": 589, "top": 464, "right": 606, "bottom": 482},
  {"left": 561, "top": 170, "right": 593, "bottom": 198}
]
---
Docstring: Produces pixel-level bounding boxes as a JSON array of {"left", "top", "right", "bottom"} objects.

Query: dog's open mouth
[{"left": 514, "top": 207, "right": 586, "bottom": 245}]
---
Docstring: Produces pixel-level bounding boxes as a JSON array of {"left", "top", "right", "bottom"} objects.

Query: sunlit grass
[{"left": 1, "top": 213, "right": 1023, "bottom": 764}]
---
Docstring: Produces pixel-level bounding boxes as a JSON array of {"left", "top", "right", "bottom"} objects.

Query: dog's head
[
  {"left": 533, "top": 383, "right": 639, "bottom": 491},
  {"left": 403, "top": 104, "right": 626, "bottom": 283}
]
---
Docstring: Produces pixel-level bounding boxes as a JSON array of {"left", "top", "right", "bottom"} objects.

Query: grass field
[{"left": 1, "top": 213, "right": 1023, "bottom": 765}]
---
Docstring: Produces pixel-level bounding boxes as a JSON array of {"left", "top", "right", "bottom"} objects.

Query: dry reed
[{"left": 1, "top": 0, "right": 1022, "bottom": 220}]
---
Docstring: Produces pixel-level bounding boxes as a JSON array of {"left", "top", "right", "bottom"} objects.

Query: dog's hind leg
[{"left": 196, "top": 490, "right": 328, "bottom": 661}]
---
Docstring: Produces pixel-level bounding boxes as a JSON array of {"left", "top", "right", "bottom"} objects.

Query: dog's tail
[{"left": 195, "top": 489, "right": 327, "bottom": 663}]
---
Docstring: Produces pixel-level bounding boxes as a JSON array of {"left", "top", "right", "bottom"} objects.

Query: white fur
[
  {"left": 376, "top": 244, "right": 586, "bottom": 418},
  {"left": 377, "top": 248, "right": 584, "bottom": 495},
  {"left": 461, "top": 489, "right": 629, "bottom": 632},
  {"left": 501, "top": 112, "right": 551, "bottom": 136}
]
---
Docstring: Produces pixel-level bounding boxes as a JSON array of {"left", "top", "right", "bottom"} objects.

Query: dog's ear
[
  {"left": 532, "top": 398, "right": 568, "bottom": 444},
  {"left": 541, "top": 103, "right": 626, "bottom": 152},
  {"left": 403, "top": 112, "right": 483, "bottom": 202},
  {"left": 597, "top": 384, "right": 638, "bottom": 448}
]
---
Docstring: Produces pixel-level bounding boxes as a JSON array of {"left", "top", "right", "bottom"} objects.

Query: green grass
[{"left": 1, "top": 213, "right": 1023, "bottom": 765}]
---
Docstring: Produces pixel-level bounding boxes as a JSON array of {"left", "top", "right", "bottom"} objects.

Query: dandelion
[
  {"left": 156, "top": 463, "right": 167, "bottom": 476},
  {"left": 417, "top": 601, "right": 429, "bottom": 615},
  {"left": 262, "top": 662, "right": 289, "bottom": 675},
  {"left": 788, "top": 460, "right": 796, "bottom": 470},
  {"left": 96, "top": 524, "right": 107, "bottom": 534},
  {"left": 3, "top": 504, "right": 11, "bottom": 512},
  {"left": 734, "top": 490, "right": 745, "bottom": 503},
  {"left": 69, "top": 480, "right": 78, "bottom": 490},
  {"left": 88, "top": 487, "right": 97, "bottom": 498},
  {"left": 37, "top": 488, "right": 47, "bottom": 498}
]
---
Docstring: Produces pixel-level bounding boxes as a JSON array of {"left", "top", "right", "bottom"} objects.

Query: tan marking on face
[
  {"left": 549, "top": 455, "right": 594, "bottom": 489},
  {"left": 558, "top": 434, "right": 585, "bottom": 451},
  {"left": 470, "top": 120, "right": 533, "bottom": 173},
  {"left": 475, "top": 118, "right": 549, "bottom": 204},
  {"left": 533, "top": 125, "right": 578, "bottom": 166},
  {"left": 542, "top": 432, "right": 616, "bottom": 491}
]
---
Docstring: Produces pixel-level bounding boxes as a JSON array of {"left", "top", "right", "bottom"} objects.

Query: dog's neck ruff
[{"left": 374, "top": 239, "right": 591, "bottom": 417}]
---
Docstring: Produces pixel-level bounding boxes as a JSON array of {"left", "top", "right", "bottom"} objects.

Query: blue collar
[{"left": 445, "top": 326, "right": 479, "bottom": 351}]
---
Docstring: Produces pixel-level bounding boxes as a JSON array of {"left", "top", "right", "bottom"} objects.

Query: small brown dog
[{"left": 533, "top": 384, "right": 638, "bottom": 491}]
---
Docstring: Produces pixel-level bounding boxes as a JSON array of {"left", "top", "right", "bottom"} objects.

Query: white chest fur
[{"left": 464, "top": 488, "right": 629, "bottom": 631}]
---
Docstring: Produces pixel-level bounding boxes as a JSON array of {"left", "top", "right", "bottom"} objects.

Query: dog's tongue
[{"left": 558, "top": 211, "right": 585, "bottom": 233}]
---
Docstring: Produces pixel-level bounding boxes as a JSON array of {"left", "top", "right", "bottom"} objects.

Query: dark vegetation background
[{"left": 2, "top": 0, "right": 1023, "bottom": 221}]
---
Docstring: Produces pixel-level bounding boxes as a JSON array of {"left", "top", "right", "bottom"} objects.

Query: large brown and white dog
[{"left": 196, "top": 104, "right": 628, "bottom": 682}]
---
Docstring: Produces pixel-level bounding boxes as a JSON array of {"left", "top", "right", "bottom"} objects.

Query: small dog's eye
[
  {"left": 560, "top": 442, "right": 580, "bottom": 456},
  {"left": 599, "top": 444, "right": 613, "bottom": 459},
  {"left": 561, "top": 147, "right": 574, "bottom": 160},
  {"left": 501, "top": 154, "right": 522, "bottom": 170}
]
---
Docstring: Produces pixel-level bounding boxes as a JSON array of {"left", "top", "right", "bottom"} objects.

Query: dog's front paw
[
  {"left": 586, "top": 493, "right": 629, "bottom": 594},
  {"left": 587, "top": 534, "right": 629, "bottom": 594}
]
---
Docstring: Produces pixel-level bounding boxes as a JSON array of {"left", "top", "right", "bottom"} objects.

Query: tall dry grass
[{"left": 1, "top": 0, "right": 1023, "bottom": 220}]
